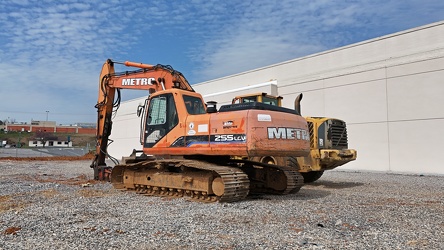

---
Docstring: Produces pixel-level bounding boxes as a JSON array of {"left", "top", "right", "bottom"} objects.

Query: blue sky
[{"left": 1, "top": 0, "right": 443, "bottom": 124}]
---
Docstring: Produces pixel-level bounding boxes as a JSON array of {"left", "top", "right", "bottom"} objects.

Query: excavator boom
[{"left": 90, "top": 59, "right": 194, "bottom": 180}]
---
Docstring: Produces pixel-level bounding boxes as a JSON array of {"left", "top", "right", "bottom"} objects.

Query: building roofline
[{"left": 194, "top": 20, "right": 444, "bottom": 85}]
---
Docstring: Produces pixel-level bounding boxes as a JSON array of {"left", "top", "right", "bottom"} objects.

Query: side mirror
[{"left": 137, "top": 105, "right": 144, "bottom": 117}]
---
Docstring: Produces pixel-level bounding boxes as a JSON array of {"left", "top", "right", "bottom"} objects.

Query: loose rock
[{"left": 0, "top": 160, "right": 443, "bottom": 249}]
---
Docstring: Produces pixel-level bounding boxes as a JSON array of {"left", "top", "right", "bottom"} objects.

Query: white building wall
[
  {"left": 108, "top": 98, "right": 146, "bottom": 158},
  {"left": 109, "top": 21, "right": 444, "bottom": 175}
]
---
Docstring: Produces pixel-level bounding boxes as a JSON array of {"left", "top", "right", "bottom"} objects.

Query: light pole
[{"left": 46, "top": 111, "right": 49, "bottom": 121}]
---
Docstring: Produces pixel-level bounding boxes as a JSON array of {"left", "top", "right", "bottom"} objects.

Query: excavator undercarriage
[{"left": 110, "top": 158, "right": 304, "bottom": 203}]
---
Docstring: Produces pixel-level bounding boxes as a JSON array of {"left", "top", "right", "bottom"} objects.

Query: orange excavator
[{"left": 90, "top": 59, "right": 310, "bottom": 202}]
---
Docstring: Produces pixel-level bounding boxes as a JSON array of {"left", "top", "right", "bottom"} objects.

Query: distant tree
[{"left": 0, "top": 120, "right": 3, "bottom": 125}]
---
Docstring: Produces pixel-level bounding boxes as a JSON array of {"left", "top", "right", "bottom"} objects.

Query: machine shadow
[
  {"left": 306, "top": 180, "right": 364, "bottom": 189},
  {"left": 246, "top": 180, "right": 364, "bottom": 202},
  {"left": 247, "top": 189, "right": 330, "bottom": 201}
]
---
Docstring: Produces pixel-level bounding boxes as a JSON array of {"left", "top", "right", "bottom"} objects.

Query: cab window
[
  {"left": 263, "top": 96, "right": 278, "bottom": 105},
  {"left": 183, "top": 95, "right": 206, "bottom": 115},
  {"left": 147, "top": 97, "right": 167, "bottom": 125},
  {"left": 242, "top": 96, "right": 257, "bottom": 103}
]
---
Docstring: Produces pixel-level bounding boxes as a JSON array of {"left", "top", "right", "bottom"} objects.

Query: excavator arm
[{"left": 90, "top": 59, "right": 194, "bottom": 180}]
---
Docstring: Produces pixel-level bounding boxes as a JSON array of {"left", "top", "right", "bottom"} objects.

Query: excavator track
[
  {"left": 262, "top": 165, "right": 304, "bottom": 195},
  {"left": 234, "top": 159, "right": 304, "bottom": 195},
  {"left": 111, "top": 159, "right": 250, "bottom": 203}
]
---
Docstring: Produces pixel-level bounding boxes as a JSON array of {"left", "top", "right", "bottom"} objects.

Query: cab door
[{"left": 143, "top": 93, "right": 178, "bottom": 148}]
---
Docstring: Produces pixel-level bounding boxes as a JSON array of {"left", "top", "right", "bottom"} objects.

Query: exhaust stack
[{"left": 294, "top": 93, "right": 303, "bottom": 115}]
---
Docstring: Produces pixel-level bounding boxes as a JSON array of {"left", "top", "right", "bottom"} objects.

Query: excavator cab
[{"left": 141, "top": 89, "right": 208, "bottom": 150}]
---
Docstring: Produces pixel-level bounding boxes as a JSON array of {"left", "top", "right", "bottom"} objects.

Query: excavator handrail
[{"left": 111, "top": 60, "right": 194, "bottom": 92}]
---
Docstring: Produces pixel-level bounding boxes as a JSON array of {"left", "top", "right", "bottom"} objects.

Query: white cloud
[
  {"left": 0, "top": 0, "right": 138, "bottom": 123},
  {"left": 0, "top": 0, "right": 443, "bottom": 123},
  {"left": 188, "top": 0, "right": 444, "bottom": 81}
]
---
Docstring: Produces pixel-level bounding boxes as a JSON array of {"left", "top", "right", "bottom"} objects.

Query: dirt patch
[
  {"left": 3, "top": 226, "right": 21, "bottom": 235},
  {"left": 0, "top": 189, "right": 64, "bottom": 213},
  {"left": 0, "top": 194, "right": 28, "bottom": 212},
  {"left": 77, "top": 189, "right": 110, "bottom": 198},
  {"left": 0, "top": 152, "right": 95, "bottom": 162},
  {"left": 22, "top": 174, "right": 99, "bottom": 186}
]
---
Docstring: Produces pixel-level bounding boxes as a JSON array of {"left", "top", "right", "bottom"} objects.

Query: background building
[
  {"left": 5, "top": 120, "right": 96, "bottom": 134},
  {"left": 28, "top": 140, "right": 73, "bottom": 148},
  {"left": 108, "top": 21, "right": 444, "bottom": 175}
]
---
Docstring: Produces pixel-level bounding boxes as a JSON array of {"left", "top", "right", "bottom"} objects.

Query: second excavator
[{"left": 90, "top": 59, "right": 311, "bottom": 202}]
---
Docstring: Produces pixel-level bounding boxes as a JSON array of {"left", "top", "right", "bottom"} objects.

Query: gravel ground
[
  {"left": 0, "top": 160, "right": 443, "bottom": 249},
  {"left": 0, "top": 148, "right": 88, "bottom": 158}
]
